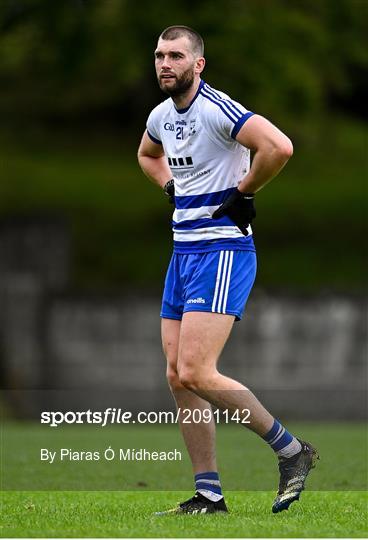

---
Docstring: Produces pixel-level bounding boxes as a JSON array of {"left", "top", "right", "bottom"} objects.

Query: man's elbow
[
  {"left": 137, "top": 144, "right": 145, "bottom": 161},
  {"left": 277, "top": 137, "right": 293, "bottom": 162},
  {"left": 137, "top": 146, "right": 148, "bottom": 166}
]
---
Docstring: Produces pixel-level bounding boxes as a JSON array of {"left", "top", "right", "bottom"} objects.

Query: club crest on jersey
[{"left": 189, "top": 119, "right": 197, "bottom": 135}]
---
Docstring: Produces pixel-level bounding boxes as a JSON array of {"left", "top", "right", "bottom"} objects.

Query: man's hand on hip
[
  {"left": 212, "top": 189, "right": 256, "bottom": 236},
  {"left": 163, "top": 179, "right": 175, "bottom": 204}
]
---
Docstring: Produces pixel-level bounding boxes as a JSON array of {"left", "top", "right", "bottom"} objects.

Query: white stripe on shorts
[
  {"left": 211, "top": 251, "right": 234, "bottom": 314},
  {"left": 222, "top": 251, "right": 234, "bottom": 313},
  {"left": 211, "top": 251, "right": 224, "bottom": 313},
  {"left": 216, "top": 251, "right": 229, "bottom": 313}
]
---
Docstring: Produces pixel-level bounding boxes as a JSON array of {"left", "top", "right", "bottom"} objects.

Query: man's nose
[{"left": 161, "top": 56, "right": 172, "bottom": 69}]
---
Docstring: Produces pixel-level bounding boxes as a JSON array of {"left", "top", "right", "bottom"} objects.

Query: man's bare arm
[
  {"left": 137, "top": 131, "right": 172, "bottom": 189},
  {"left": 236, "top": 115, "right": 293, "bottom": 194}
]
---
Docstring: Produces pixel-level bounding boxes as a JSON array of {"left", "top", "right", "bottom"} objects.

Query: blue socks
[
  {"left": 194, "top": 421, "right": 300, "bottom": 501},
  {"left": 195, "top": 471, "right": 223, "bottom": 502},
  {"left": 263, "top": 419, "right": 302, "bottom": 458}
]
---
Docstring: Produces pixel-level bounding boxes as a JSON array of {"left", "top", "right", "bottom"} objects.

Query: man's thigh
[
  {"left": 178, "top": 312, "right": 235, "bottom": 374},
  {"left": 161, "top": 317, "right": 181, "bottom": 373}
]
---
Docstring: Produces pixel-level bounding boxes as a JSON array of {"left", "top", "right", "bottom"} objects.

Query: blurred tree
[{"left": 0, "top": 0, "right": 366, "bottom": 133}]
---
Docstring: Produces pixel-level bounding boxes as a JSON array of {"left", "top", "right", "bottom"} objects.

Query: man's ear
[{"left": 195, "top": 57, "right": 206, "bottom": 74}]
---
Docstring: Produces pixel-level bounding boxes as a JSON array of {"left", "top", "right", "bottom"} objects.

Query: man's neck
[{"left": 172, "top": 78, "right": 201, "bottom": 110}]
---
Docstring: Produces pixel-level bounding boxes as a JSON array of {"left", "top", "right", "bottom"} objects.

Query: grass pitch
[
  {"left": 1, "top": 422, "right": 367, "bottom": 538},
  {"left": 1, "top": 491, "right": 366, "bottom": 538}
]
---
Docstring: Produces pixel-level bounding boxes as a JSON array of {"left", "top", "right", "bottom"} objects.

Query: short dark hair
[{"left": 159, "top": 25, "right": 204, "bottom": 57}]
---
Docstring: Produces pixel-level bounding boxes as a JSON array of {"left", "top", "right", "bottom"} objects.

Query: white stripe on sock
[
  {"left": 271, "top": 427, "right": 286, "bottom": 446},
  {"left": 268, "top": 425, "right": 283, "bottom": 445},
  {"left": 197, "top": 489, "right": 224, "bottom": 502},
  {"left": 196, "top": 479, "right": 221, "bottom": 487},
  {"left": 276, "top": 438, "right": 302, "bottom": 458}
]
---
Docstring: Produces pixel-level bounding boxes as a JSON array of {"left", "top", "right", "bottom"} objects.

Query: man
[{"left": 137, "top": 25, "right": 318, "bottom": 515}]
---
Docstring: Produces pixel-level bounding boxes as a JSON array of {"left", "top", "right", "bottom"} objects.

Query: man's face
[{"left": 154, "top": 36, "right": 197, "bottom": 97}]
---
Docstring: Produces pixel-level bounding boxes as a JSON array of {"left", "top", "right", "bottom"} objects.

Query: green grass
[
  {"left": 1, "top": 423, "right": 366, "bottom": 491},
  {"left": 1, "top": 490, "right": 367, "bottom": 538},
  {"left": 1, "top": 422, "right": 367, "bottom": 537}
]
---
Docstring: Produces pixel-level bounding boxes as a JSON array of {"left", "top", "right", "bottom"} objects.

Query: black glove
[
  {"left": 212, "top": 189, "right": 256, "bottom": 236},
  {"left": 163, "top": 179, "right": 175, "bottom": 204}
]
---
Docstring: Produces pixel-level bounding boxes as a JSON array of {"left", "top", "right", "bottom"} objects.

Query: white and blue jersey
[{"left": 147, "top": 79, "right": 256, "bottom": 254}]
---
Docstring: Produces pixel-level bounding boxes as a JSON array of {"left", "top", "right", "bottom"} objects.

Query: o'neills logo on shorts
[{"left": 186, "top": 297, "right": 206, "bottom": 304}]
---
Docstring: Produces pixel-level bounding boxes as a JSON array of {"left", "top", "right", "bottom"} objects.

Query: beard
[{"left": 158, "top": 66, "right": 195, "bottom": 97}]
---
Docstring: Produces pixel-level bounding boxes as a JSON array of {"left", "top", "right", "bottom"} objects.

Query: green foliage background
[{"left": 0, "top": 0, "right": 366, "bottom": 290}]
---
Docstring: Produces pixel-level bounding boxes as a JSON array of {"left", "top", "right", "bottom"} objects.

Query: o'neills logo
[{"left": 186, "top": 297, "right": 206, "bottom": 304}]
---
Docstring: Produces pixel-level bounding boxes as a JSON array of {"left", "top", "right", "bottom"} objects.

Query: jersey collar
[{"left": 174, "top": 79, "right": 205, "bottom": 114}]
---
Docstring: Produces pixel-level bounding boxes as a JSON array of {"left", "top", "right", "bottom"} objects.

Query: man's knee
[
  {"left": 178, "top": 366, "right": 197, "bottom": 391},
  {"left": 166, "top": 364, "right": 184, "bottom": 392},
  {"left": 178, "top": 364, "right": 211, "bottom": 392},
  {"left": 177, "top": 345, "right": 217, "bottom": 391}
]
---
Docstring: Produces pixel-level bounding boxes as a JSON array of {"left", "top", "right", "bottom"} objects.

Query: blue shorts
[{"left": 161, "top": 250, "right": 257, "bottom": 321}]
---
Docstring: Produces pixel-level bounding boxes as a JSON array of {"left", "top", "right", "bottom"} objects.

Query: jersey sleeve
[
  {"left": 215, "top": 98, "right": 254, "bottom": 140},
  {"left": 146, "top": 106, "right": 162, "bottom": 145},
  {"left": 201, "top": 86, "right": 254, "bottom": 142},
  {"left": 224, "top": 99, "right": 254, "bottom": 139}
]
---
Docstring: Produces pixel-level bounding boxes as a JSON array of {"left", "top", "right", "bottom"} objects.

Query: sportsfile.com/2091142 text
[{"left": 40, "top": 408, "right": 251, "bottom": 427}]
